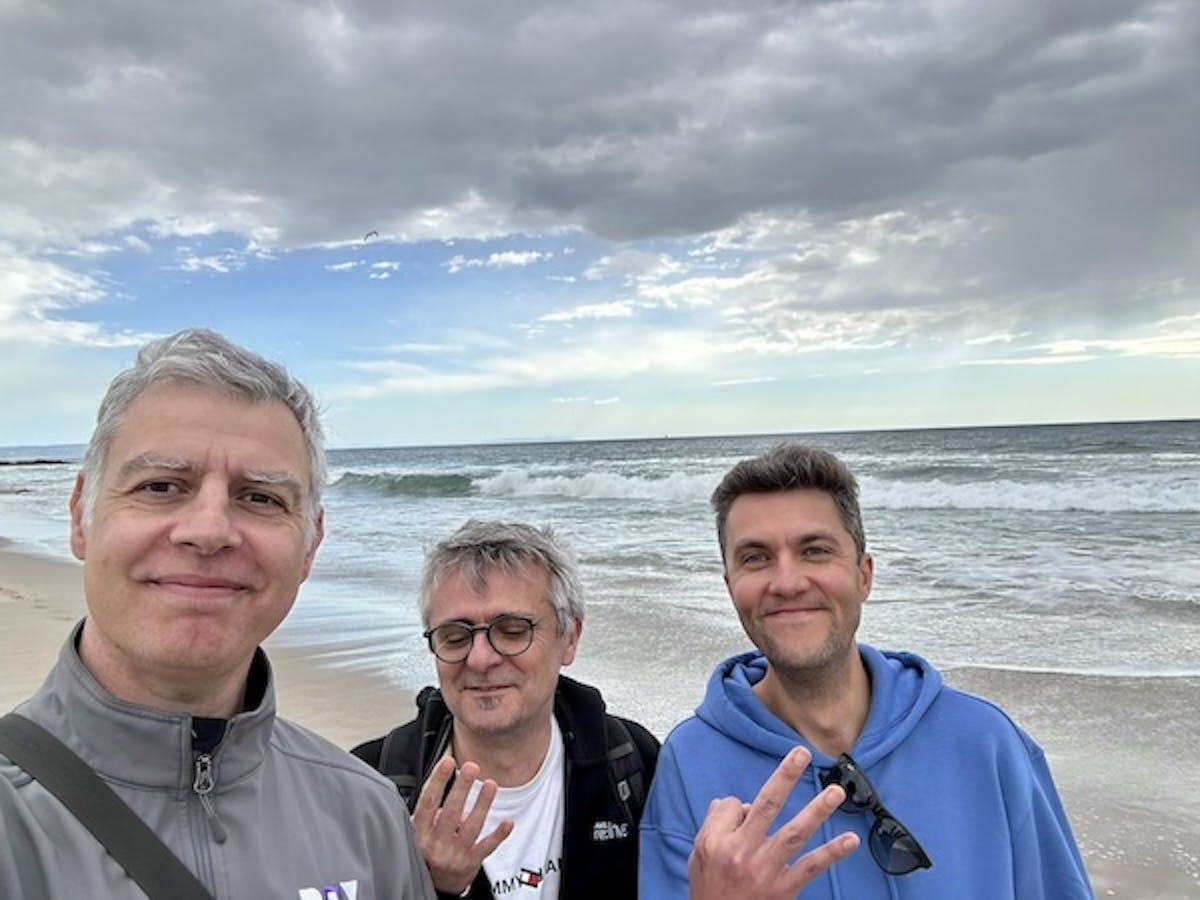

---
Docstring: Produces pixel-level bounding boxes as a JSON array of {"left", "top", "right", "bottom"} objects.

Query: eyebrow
[
  {"left": 730, "top": 529, "right": 841, "bottom": 555},
  {"left": 116, "top": 454, "right": 304, "bottom": 498},
  {"left": 244, "top": 469, "right": 305, "bottom": 497},
  {"left": 730, "top": 537, "right": 767, "bottom": 554},
  {"left": 243, "top": 470, "right": 307, "bottom": 506},
  {"left": 432, "top": 612, "right": 536, "bottom": 628},
  {"left": 117, "top": 453, "right": 191, "bottom": 479}
]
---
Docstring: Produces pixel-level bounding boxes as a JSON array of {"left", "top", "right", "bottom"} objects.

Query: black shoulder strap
[
  {"left": 378, "top": 687, "right": 453, "bottom": 812},
  {"left": 604, "top": 717, "right": 647, "bottom": 825},
  {"left": 377, "top": 724, "right": 421, "bottom": 804},
  {"left": 0, "top": 712, "right": 213, "bottom": 900}
]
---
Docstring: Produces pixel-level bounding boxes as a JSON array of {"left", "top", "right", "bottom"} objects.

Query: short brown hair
[{"left": 710, "top": 443, "right": 866, "bottom": 561}]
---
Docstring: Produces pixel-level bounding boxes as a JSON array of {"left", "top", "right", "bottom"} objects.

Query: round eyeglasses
[{"left": 423, "top": 614, "right": 540, "bottom": 663}]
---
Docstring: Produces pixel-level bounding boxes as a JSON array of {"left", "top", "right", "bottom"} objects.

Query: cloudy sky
[{"left": 2, "top": 0, "right": 1197, "bottom": 449}]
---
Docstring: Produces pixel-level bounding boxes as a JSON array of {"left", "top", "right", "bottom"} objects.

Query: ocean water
[{"left": 2, "top": 420, "right": 1198, "bottom": 737}]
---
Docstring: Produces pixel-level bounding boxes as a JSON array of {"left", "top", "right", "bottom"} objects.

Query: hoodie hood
[{"left": 694, "top": 644, "right": 943, "bottom": 768}]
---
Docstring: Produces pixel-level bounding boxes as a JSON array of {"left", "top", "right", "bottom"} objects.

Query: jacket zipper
[{"left": 193, "top": 752, "right": 229, "bottom": 843}]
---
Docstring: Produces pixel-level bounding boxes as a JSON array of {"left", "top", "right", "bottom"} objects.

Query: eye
[
  {"left": 804, "top": 545, "right": 834, "bottom": 559},
  {"left": 738, "top": 550, "right": 769, "bottom": 567},
  {"left": 494, "top": 617, "right": 533, "bottom": 638},
  {"left": 138, "top": 480, "right": 181, "bottom": 496},
  {"left": 435, "top": 627, "right": 471, "bottom": 648},
  {"left": 243, "top": 490, "right": 285, "bottom": 508}
]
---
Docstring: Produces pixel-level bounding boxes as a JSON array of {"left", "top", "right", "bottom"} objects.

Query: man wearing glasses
[
  {"left": 640, "top": 444, "right": 1094, "bottom": 898},
  {"left": 353, "top": 520, "right": 659, "bottom": 899}
]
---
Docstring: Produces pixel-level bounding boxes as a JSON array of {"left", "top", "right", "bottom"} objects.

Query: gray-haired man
[
  {"left": 354, "top": 519, "right": 660, "bottom": 900},
  {"left": 0, "top": 328, "right": 435, "bottom": 898}
]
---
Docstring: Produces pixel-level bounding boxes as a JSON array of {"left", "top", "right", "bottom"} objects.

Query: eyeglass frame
[
  {"left": 422, "top": 614, "right": 541, "bottom": 663},
  {"left": 820, "top": 753, "right": 933, "bottom": 876}
]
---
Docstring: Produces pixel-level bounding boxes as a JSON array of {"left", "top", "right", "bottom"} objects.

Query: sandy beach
[{"left": 2, "top": 537, "right": 1197, "bottom": 898}]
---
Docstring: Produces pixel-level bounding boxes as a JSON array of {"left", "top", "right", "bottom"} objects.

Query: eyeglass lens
[
  {"left": 869, "top": 813, "right": 930, "bottom": 875},
  {"left": 427, "top": 615, "right": 536, "bottom": 662}
]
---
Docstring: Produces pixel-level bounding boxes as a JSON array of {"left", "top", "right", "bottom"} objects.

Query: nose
[
  {"left": 462, "top": 628, "right": 504, "bottom": 670},
  {"left": 769, "top": 553, "right": 812, "bottom": 596},
  {"left": 169, "top": 484, "right": 241, "bottom": 554}
]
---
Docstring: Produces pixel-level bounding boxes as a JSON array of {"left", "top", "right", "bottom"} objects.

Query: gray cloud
[{"left": 1, "top": 0, "right": 1196, "bottom": 342}]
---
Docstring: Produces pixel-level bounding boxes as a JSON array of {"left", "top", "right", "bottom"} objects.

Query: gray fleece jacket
[{"left": 0, "top": 622, "right": 434, "bottom": 900}]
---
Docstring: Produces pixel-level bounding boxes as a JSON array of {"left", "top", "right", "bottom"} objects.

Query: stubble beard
[{"left": 744, "top": 609, "right": 861, "bottom": 688}]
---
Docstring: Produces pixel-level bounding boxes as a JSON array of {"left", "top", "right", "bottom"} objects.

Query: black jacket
[{"left": 352, "top": 675, "right": 659, "bottom": 899}]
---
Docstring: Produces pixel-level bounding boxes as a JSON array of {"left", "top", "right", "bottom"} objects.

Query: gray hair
[
  {"left": 80, "top": 328, "right": 326, "bottom": 539},
  {"left": 710, "top": 443, "right": 866, "bottom": 561},
  {"left": 419, "top": 520, "right": 585, "bottom": 636}
]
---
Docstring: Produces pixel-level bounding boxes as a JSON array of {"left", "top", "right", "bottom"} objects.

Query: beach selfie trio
[{"left": 0, "top": 329, "right": 1095, "bottom": 898}]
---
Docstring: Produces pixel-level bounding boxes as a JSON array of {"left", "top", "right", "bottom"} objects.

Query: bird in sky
[{"left": 363, "top": 229, "right": 379, "bottom": 240}]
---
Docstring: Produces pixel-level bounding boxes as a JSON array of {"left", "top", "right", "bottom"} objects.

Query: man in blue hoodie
[{"left": 640, "top": 443, "right": 1094, "bottom": 899}]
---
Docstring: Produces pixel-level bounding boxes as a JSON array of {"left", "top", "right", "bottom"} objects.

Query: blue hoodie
[{"left": 639, "top": 646, "right": 1093, "bottom": 900}]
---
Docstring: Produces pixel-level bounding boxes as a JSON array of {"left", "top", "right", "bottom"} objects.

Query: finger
[
  {"left": 762, "top": 784, "right": 846, "bottom": 866},
  {"left": 456, "top": 777, "right": 499, "bottom": 843},
  {"left": 435, "top": 760, "right": 480, "bottom": 832},
  {"left": 695, "top": 797, "right": 750, "bottom": 840},
  {"left": 741, "top": 746, "right": 813, "bottom": 839},
  {"left": 473, "top": 818, "right": 515, "bottom": 858},
  {"left": 412, "top": 756, "right": 457, "bottom": 829},
  {"left": 783, "top": 831, "right": 860, "bottom": 891}
]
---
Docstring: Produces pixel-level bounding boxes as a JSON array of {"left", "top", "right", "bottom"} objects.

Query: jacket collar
[
  {"left": 552, "top": 674, "right": 610, "bottom": 763},
  {"left": 24, "top": 619, "right": 277, "bottom": 792},
  {"left": 415, "top": 674, "right": 611, "bottom": 771}
]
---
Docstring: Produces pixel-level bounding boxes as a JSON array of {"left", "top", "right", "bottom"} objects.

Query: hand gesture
[
  {"left": 688, "top": 747, "right": 859, "bottom": 900},
  {"left": 411, "top": 756, "right": 514, "bottom": 895}
]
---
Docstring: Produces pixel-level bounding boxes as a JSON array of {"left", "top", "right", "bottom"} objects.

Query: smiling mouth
[
  {"left": 150, "top": 576, "right": 247, "bottom": 597},
  {"left": 766, "top": 607, "right": 826, "bottom": 619}
]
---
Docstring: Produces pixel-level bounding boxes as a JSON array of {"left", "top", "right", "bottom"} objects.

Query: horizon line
[{"left": 3, "top": 414, "right": 1196, "bottom": 458}]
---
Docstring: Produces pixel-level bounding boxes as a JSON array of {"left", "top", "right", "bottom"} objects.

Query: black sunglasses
[{"left": 820, "top": 753, "right": 932, "bottom": 876}]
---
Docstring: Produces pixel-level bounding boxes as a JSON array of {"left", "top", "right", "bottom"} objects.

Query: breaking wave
[{"left": 329, "top": 466, "right": 1199, "bottom": 513}]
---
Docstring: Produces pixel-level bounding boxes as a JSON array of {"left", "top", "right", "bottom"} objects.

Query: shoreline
[{"left": 2, "top": 538, "right": 1197, "bottom": 897}]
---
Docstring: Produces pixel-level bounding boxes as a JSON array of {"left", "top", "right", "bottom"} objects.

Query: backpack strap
[
  {"left": 377, "top": 687, "right": 453, "bottom": 812},
  {"left": 604, "top": 717, "right": 647, "bottom": 825},
  {"left": 0, "top": 712, "right": 214, "bottom": 900},
  {"left": 377, "top": 724, "right": 427, "bottom": 809},
  {"left": 383, "top": 770, "right": 421, "bottom": 799}
]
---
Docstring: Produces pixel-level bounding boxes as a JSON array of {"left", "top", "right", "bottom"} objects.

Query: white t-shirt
[{"left": 466, "top": 721, "right": 566, "bottom": 897}]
